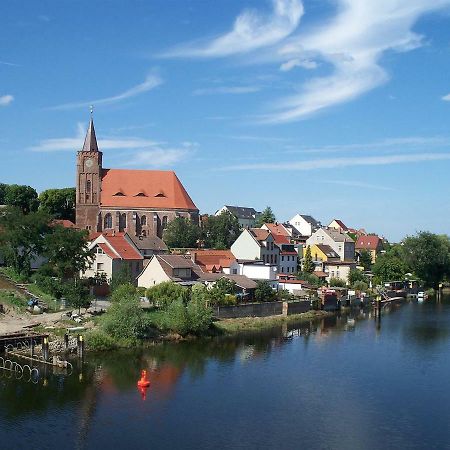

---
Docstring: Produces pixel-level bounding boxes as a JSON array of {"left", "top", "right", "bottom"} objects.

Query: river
[{"left": 1, "top": 298, "right": 450, "bottom": 450}]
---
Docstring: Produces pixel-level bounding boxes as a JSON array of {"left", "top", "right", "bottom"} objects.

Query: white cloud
[
  {"left": 442, "top": 93, "right": 450, "bottom": 101},
  {"left": 29, "top": 123, "right": 160, "bottom": 152},
  {"left": 279, "top": 58, "right": 317, "bottom": 71},
  {"left": 0, "top": 61, "right": 19, "bottom": 67},
  {"left": 162, "top": 0, "right": 303, "bottom": 57},
  {"left": 221, "top": 152, "right": 450, "bottom": 171},
  {"left": 0, "top": 95, "right": 14, "bottom": 106},
  {"left": 125, "top": 148, "right": 189, "bottom": 168},
  {"left": 321, "top": 180, "right": 395, "bottom": 191},
  {"left": 193, "top": 86, "right": 260, "bottom": 95},
  {"left": 48, "top": 72, "right": 162, "bottom": 110}
]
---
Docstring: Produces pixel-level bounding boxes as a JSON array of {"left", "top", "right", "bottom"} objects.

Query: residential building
[
  {"left": 129, "top": 234, "right": 168, "bottom": 259},
  {"left": 323, "top": 261, "right": 357, "bottom": 284},
  {"left": 289, "top": 214, "right": 321, "bottom": 237},
  {"left": 355, "top": 235, "right": 383, "bottom": 262},
  {"left": 232, "top": 260, "right": 278, "bottom": 288},
  {"left": 308, "top": 244, "right": 340, "bottom": 262},
  {"left": 328, "top": 219, "right": 349, "bottom": 232},
  {"left": 201, "top": 273, "right": 257, "bottom": 299},
  {"left": 215, "top": 205, "right": 261, "bottom": 228},
  {"left": 261, "top": 222, "right": 291, "bottom": 237},
  {"left": 306, "top": 228, "right": 355, "bottom": 261},
  {"left": 76, "top": 118, "right": 198, "bottom": 236},
  {"left": 231, "top": 228, "right": 279, "bottom": 266},
  {"left": 82, "top": 231, "right": 144, "bottom": 283},
  {"left": 190, "top": 249, "right": 236, "bottom": 274},
  {"left": 272, "top": 233, "right": 298, "bottom": 275}
]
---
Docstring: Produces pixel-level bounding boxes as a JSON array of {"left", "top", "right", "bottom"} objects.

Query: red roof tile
[
  {"left": 100, "top": 169, "right": 198, "bottom": 211},
  {"left": 356, "top": 235, "right": 381, "bottom": 250},
  {"left": 98, "top": 242, "right": 119, "bottom": 259},
  {"left": 52, "top": 219, "right": 78, "bottom": 229},
  {"left": 263, "top": 223, "right": 290, "bottom": 237},
  {"left": 102, "top": 232, "right": 143, "bottom": 260}
]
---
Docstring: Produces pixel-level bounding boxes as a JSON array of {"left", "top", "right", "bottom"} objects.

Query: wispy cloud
[
  {"left": 48, "top": 72, "right": 163, "bottom": 110},
  {"left": 29, "top": 123, "right": 160, "bottom": 152},
  {"left": 162, "top": 0, "right": 303, "bottom": 57},
  {"left": 125, "top": 148, "right": 189, "bottom": 168},
  {"left": 193, "top": 86, "right": 260, "bottom": 95},
  {"left": 279, "top": 58, "right": 317, "bottom": 71},
  {"left": 0, "top": 95, "right": 14, "bottom": 106},
  {"left": 321, "top": 180, "right": 396, "bottom": 192},
  {"left": 221, "top": 152, "right": 450, "bottom": 171},
  {"left": 442, "top": 93, "right": 450, "bottom": 101},
  {"left": 0, "top": 60, "right": 19, "bottom": 67}
]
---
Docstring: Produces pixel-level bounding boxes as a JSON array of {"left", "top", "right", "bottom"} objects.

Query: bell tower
[{"left": 75, "top": 113, "right": 103, "bottom": 231}]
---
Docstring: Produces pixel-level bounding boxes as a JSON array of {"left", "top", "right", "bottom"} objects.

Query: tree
[
  {"left": 0, "top": 183, "right": 6, "bottom": 204},
  {"left": 163, "top": 217, "right": 201, "bottom": 248},
  {"left": 402, "top": 231, "right": 450, "bottom": 289},
  {"left": 43, "top": 225, "right": 93, "bottom": 279},
  {"left": 0, "top": 207, "right": 51, "bottom": 275},
  {"left": 348, "top": 269, "right": 368, "bottom": 286},
  {"left": 358, "top": 249, "right": 373, "bottom": 271},
  {"left": 145, "top": 281, "right": 190, "bottom": 308},
  {"left": 353, "top": 280, "right": 368, "bottom": 292},
  {"left": 202, "top": 212, "right": 240, "bottom": 249},
  {"left": 39, "top": 188, "right": 76, "bottom": 221},
  {"left": 303, "top": 245, "right": 314, "bottom": 273},
  {"left": 208, "top": 277, "right": 237, "bottom": 305},
  {"left": 372, "top": 254, "right": 407, "bottom": 285},
  {"left": 255, "top": 280, "right": 276, "bottom": 302},
  {"left": 63, "top": 281, "right": 92, "bottom": 314},
  {"left": 110, "top": 264, "right": 133, "bottom": 292},
  {"left": 329, "top": 278, "right": 346, "bottom": 287},
  {"left": 3, "top": 184, "right": 39, "bottom": 213},
  {"left": 255, "top": 206, "right": 276, "bottom": 227}
]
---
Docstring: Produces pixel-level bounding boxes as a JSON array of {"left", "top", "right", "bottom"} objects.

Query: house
[
  {"left": 306, "top": 228, "right": 355, "bottom": 261},
  {"left": 137, "top": 254, "right": 204, "bottom": 287},
  {"left": 261, "top": 222, "right": 291, "bottom": 237},
  {"left": 215, "top": 205, "right": 261, "bottom": 228},
  {"left": 277, "top": 274, "right": 313, "bottom": 296},
  {"left": 190, "top": 249, "right": 236, "bottom": 274},
  {"left": 231, "top": 228, "right": 279, "bottom": 266},
  {"left": 328, "top": 219, "right": 349, "bottom": 232},
  {"left": 232, "top": 260, "right": 278, "bottom": 288},
  {"left": 271, "top": 233, "right": 298, "bottom": 275},
  {"left": 82, "top": 231, "right": 144, "bottom": 283},
  {"left": 355, "top": 235, "right": 383, "bottom": 262},
  {"left": 289, "top": 214, "right": 321, "bottom": 237},
  {"left": 76, "top": 118, "right": 198, "bottom": 236},
  {"left": 322, "top": 260, "right": 357, "bottom": 284},
  {"left": 201, "top": 273, "right": 257, "bottom": 299},
  {"left": 129, "top": 234, "right": 168, "bottom": 259},
  {"left": 308, "top": 244, "right": 340, "bottom": 262}
]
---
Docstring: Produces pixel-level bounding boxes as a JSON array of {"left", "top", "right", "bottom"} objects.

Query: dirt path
[{"left": 0, "top": 310, "right": 64, "bottom": 334}]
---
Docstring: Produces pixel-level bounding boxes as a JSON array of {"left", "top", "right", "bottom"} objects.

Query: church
[{"left": 75, "top": 118, "right": 199, "bottom": 238}]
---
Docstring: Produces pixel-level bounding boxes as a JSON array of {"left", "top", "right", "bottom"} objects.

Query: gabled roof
[
  {"left": 158, "top": 254, "right": 196, "bottom": 269},
  {"left": 249, "top": 228, "right": 270, "bottom": 242},
  {"left": 100, "top": 169, "right": 198, "bottom": 211},
  {"left": 222, "top": 205, "right": 260, "bottom": 219},
  {"left": 299, "top": 215, "right": 320, "bottom": 227},
  {"left": 322, "top": 228, "right": 354, "bottom": 243},
  {"left": 262, "top": 223, "right": 290, "bottom": 237},
  {"left": 356, "top": 235, "right": 381, "bottom": 250},
  {"left": 52, "top": 219, "right": 78, "bottom": 229},
  {"left": 200, "top": 273, "right": 257, "bottom": 290},
  {"left": 129, "top": 234, "right": 168, "bottom": 252},
  {"left": 153, "top": 255, "right": 204, "bottom": 281},
  {"left": 315, "top": 244, "right": 340, "bottom": 259},
  {"left": 330, "top": 219, "right": 348, "bottom": 231},
  {"left": 92, "top": 232, "right": 143, "bottom": 260},
  {"left": 191, "top": 250, "right": 236, "bottom": 270}
]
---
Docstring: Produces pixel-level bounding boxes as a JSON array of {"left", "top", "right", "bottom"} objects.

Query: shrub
[
  {"left": 111, "top": 283, "right": 137, "bottom": 303},
  {"left": 329, "top": 278, "right": 346, "bottom": 288},
  {"left": 255, "top": 280, "right": 276, "bottom": 302},
  {"left": 146, "top": 281, "right": 189, "bottom": 308},
  {"left": 163, "top": 299, "right": 191, "bottom": 335},
  {"left": 353, "top": 280, "right": 368, "bottom": 292},
  {"left": 186, "top": 297, "right": 213, "bottom": 334},
  {"left": 33, "top": 274, "right": 64, "bottom": 299},
  {"left": 85, "top": 330, "right": 117, "bottom": 351}
]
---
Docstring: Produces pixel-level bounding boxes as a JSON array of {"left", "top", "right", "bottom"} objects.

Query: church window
[
  {"left": 104, "top": 213, "right": 112, "bottom": 229},
  {"left": 141, "top": 215, "right": 147, "bottom": 226},
  {"left": 119, "top": 213, "right": 127, "bottom": 232},
  {"left": 86, "top": 180, "right": 91, "bottom": 191},
  {"left": 162, "top": 216, "right": 168, "bottom": 230}
]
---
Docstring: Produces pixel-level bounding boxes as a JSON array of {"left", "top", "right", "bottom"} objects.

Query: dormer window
[
  {"left": 154, "top": 191, "right": 166, "bottom": 198},
  {"left": 113, "top": 191, "right": 125, "bottom": 196},
  {"left": 134, "top": 192, "right": 147, "bottom": 197}
]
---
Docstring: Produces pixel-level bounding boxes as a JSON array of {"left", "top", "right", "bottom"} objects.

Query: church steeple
[{"left": 82, "top": 117, "right": 99, "bottom": 152}]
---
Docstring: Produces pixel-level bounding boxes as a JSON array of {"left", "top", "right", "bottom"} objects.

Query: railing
[{"left": 0, "top": 356, "right": 39, "bottom": 383}]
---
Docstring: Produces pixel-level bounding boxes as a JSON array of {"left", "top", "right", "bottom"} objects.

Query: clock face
[{"left": 85, "top": 158, "right": 94, "bottom": 169}]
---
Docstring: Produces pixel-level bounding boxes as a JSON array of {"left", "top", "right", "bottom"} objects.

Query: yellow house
[{"left": 305, "top": 244, "right": 340, "bottom": 262}]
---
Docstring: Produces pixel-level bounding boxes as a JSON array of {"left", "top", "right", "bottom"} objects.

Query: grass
[
  {"left": 214, "top": 310, "right": 332, "bottom": 334},
  {"left": 0, "top": 289, "right": 28, "bottom": 311},
  {"left": 25, "top": 283, "right": 60, "bottom": 312}
]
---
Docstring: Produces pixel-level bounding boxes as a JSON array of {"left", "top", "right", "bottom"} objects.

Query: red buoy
[{"left": 137, "top": 369, "right": 150, "bottom": 388}]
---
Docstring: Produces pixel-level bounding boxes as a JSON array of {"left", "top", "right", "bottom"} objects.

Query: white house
[
  {"left": 82, "top": 232, "right": 144, "bottom": 283},
  {"left": 306, "top": 228, "right": 355, "bottom": 262},
  {"left": 323, "top": 261, "right": 357, "bottom": 284},
  {"left": 215, "top": 205, "right": 261, "bottom": 228},
  {"left": 231, "top": 228, "right": 280, "bottom": 265},
  {"left": 328, "top": 219, "right": 349, "bottom": 232},
  {"left": 289, "top": 214, "right": 321, "bottom": 237}
]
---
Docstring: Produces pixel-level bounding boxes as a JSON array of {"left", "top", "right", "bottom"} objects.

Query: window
[
  {"left": 282, "top": 256, "right": 284, "bottom": 262},
  {"left": 162, "top": 216, "right": 168, "bottom": 230},
  {"left": 96, "top": 262, "right": 104, "bottom": 271},
  {"left": 232, "top": 269, "right": 238, "bottom": 275},
  {"left": 96, "top": 247, "right": 104, "bottom": 254},
  {"left": 104, "top": 213, "right": 112, "bottom": 229},
  {"left": 119, "top": 213, "right": 126, "bottom": 232},
  {"left": 141, "top": 215, "right": 147, "bottom": 226},
  {"left": 86, "top": 180, "right": 91, "bottom": 192}
]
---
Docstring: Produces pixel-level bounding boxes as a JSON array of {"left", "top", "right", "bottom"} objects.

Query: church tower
[{"left": 75, "top": 117, "right": 102, "bottom": 231}]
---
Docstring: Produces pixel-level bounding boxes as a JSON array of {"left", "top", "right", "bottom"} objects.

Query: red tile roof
[
  {"left": 249, "top": 228, "right": 270, "bottom": 242},
  {"left": 191, "top": 250, "right": 236, "bottom": 270},
  {"left": 52, "top": 219, "right": 78, "bottom": 229},
  {"left": 100, "top": 169, "right": 198, "bottom": 211},
  {"left": 272, "top": 233, "right": 290, "bottom": 245},
  {"left": 101, "top": 232, "right": 143, "bottom": 260},
  {"left": 263, "top": 223, "right": 290, "bottom": 237},
  {"left": 332, "top": 219, "right": 348, "bottom": 231},
  {"left": 356, "top": 235, "right": 381, "bottom": 250},
  {"left": 98, "top": 242, "right": 119, "bottom": 259}
]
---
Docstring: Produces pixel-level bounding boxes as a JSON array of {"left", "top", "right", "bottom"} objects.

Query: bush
[
  {"left": 33, "top": 274, "right": 64, "bottom": 299},
  {"left": 255, "top": 280, "right": 276, "bottom": 302},
  {"left": 101, "top": 294, "right": 145, "bottom": 340},
  {"left": 85, "top": 330, "right": 118, "bottom": 351},
  {"left": 146, "top": 281, "right": 189, "bottom": 308},
  {"left": 329, "top": 278, "right": 346, "bottom": 288},
  {"left": 186, "top": 297, "right": 213, "bottom": 334},
  {"left": 111, "top": 283, "right": 137, "bottom": 303},
  {"left": 163, "top": 299, "right": 191, "bottom": 335},
  {"left": 353, "top": 280, "right": 368, "bottom": 292},
  {"left": 348, "top": 269, "right": 367, "bottom": 286},
  {"left": 277, "top": 289, "right": 292, "bottom": 301}
]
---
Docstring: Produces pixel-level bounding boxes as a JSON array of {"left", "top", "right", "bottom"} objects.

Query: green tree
[
  {"left": 63, "top": 281, "right": 92, "bottom": 313},
  {"left": 303, "top": 245, "right": 314, "bottom": 273},
  {"left": 402, "top": 231, "right": 450, "bottom": 288},
  {"left": 297, "top": 271, "right": 324, "bottom": 287},
  {"left": 329, "top": 277, "right": 346, "bottom": 287},
  {"left": 145, "top": 281, "right": 189, "bottom": 308},
  {"left": 43, "top": 225, "right": 93, "bottom": 279},
  {"left": 209, "top": 277, "right": 237, "bottom": 305},
  {"left": 358, "top": 249, "right": 373, "bottom": 271},
  {"left": 372, "top": 254, "right": 407, "bottom": 285},
  {"left": 3, "top": 184, "right": 39, "bottom": 213},
  {"left": 110, "top": 264, "right": 133, "bottom": 292},
  {"left": 163, "top": 217, "right": 201, "bottom": 248},
  {"left": 0, "top": 207, "right": 51, "bottom": 275},
  {"left": 353, "top": 280, "right": 368, "bottom": 292},
  {"left": 39, "top": 188, "right": 76, "bottom": 221},
  {"left": 186, "top": 296, "right": 213, "bottom": 334},
  {"left": 254, "top": 280, "right": 276, "bottom": 302},
  {"left": 255, "top": 206, "right": 276, "bottom": 227},
  {"left": 202, "top": 211, "right": 241, "bottom": 249},
  {"left": 110, "top": 283, "right": 137, "bottom": 303},
  {"left": 0, "top": 183, "right": 7, "bottom": 204},
  {"left": 348, "top": 268, "right": 368, "bottom": 286}
]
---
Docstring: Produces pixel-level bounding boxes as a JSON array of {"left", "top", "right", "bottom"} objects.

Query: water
[{"left": 1, "top": 299, "right": 450, "bottom": 450}]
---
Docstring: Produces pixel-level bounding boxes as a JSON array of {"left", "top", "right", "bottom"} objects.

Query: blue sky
[{"left": 1, "top": 0, "right": 450, "bottom": 241}]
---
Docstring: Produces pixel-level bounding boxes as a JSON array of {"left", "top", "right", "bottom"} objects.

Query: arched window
[
  {"left": 104, "top": 213, "right": 112, "bottom": 229},
  {"left": 162, "top": 216, "right": 168, "bottom": 230},
  {"left": 142, "top": 230, "right": 147, "bottom": 237},
  {"left": 86, "top": 180, "right": 91, "bottom": 192},
  {"left": 119, "top": 213, "right": 126, "bottom": 232},
  {"left": 141, "top": 215, "right": 147, "bottom": 226}
]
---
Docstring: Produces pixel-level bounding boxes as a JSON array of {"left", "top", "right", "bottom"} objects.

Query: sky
[{"left": 1, "top": 0, "right": 450, "bottom": 241}]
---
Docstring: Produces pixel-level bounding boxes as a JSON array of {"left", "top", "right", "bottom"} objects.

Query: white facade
[
  {"left": 306, "top": 228, "right": 355, "bottom": 261},
  {"left": 231, "top": 229, "right": 280, "bottom": 265},
  {"left": 137, "top": 257, "right": 172, "bottom": 288},
  {"left": 323, "top": 262, "right": 355, "bottom": 284},
  {"left": 289, "top": 214, "right": 319, "bottom": 237}
]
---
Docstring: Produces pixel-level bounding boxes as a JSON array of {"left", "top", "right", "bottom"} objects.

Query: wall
[
  {"left": 213, "top": 300, "right": 311, "bottom": 319},
  {"left": 137, "top": 257, "right": 171, "bottom": 288},
  {"left": 231, "top": 230, "right": 260, "bottom": 260}
]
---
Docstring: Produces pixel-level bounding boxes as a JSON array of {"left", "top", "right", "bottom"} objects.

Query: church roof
[
  {"left": 82, "top": 118, "right": 99, "bottom": 152},
  {"left": 100, "top": 169, "right": 198, "bottom": 210}
]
